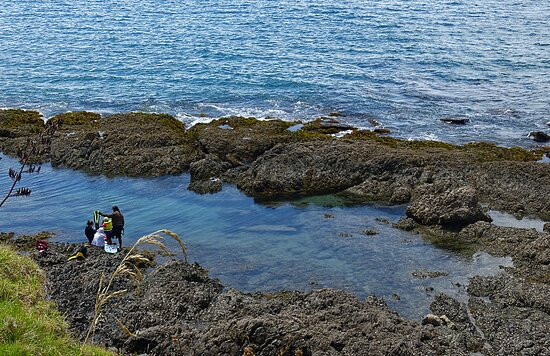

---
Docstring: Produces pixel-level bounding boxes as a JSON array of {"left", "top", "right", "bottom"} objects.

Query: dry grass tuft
[{"left": 82, "top": 229, "right": 187, "bottom": 350}]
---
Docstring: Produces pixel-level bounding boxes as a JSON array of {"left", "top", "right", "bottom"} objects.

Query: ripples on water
[
  {"left": 1, "top": 1, "right": 549, "bottom": 146},
  {"left": 0, "top": 155, "right": 512, "bottom": 319}
]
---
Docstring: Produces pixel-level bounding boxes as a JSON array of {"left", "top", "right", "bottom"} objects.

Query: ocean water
[
  {"left": 0, "top": 155, "right": 512, "bottom": 319},
  {"left": 1, "top": 1, "right": 549, "bottom": 146}
]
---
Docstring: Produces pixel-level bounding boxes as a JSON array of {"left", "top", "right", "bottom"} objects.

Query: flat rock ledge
[
  {"left": 7, "top": 239, "right": 485, "bottom": 355},
  {"left": 3, "top": 225, "right": 549, "bottom": 356},
  {"left": 1, "top": 109, "right": 549, "bottom": 220}
]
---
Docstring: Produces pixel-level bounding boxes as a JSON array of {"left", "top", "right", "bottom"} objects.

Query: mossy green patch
[
  {"left": 301, "top": 117, "right": 354, "bottom": 135},
  {"left": 199, "top": 116, "right": 295, "bottom": 131},
  {"left": 105, "top": 112, "right": 187, "bottom": 141},
  {"left": 415, "top": 228, "right": 478, "bottom": 257},
  {"left": 344, "top": 130, "right": 456, "bottom": 150},
  {"left": 0, "top": 109, "right": 44, "bottom": 133},
  {"left": 0, "top": 245, "right": 112, "bottom": 355},
  {"left": 49, "top": 111, "right": 101, "bottom": 127},
  {"left": 291, "top": 129, "right": 332, "bottom": 141},
  {"left": 461, "top": 142, "right": 539, "bottom": 162},
  {"left": 186, "top": 116, "right": 299, "bottom": 144},
  {"left": 344, "top": 130, "right": 539, "bottom": 162}
]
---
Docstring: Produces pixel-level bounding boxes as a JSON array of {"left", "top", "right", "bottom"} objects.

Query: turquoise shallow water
[
  {"left": 1, "top": 1, "right": 550, "bottom": 146},
  {"left": 0, "top": 155, "right": 511, "bottom": 319}
]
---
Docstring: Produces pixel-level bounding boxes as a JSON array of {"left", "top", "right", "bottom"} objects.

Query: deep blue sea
[{"left": 1, "top": 1, "right": 549, "bottom": 146}]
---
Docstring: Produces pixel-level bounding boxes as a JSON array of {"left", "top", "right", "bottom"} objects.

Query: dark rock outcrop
[
  {"left": 48, "top": 112, "right": 203, "bottom": 176},
  {"left": 406, "top": 184, "right": 492, "bottom": 226},
  {"left": 234, "top": 138, "right": 549, "bottom": 220},
  {"left": 440, "top": 117, "right": 470, "bottom": 125},
  {"left": 1, "top": 109, "right": 549, "bottom": 220},
  {"left": 32, "top": 242, "right": 470, "bottom": 356},
  {"left": 187, "top": 154, "right": 231, "bottom": 194},
  {"left": 467, "top": 274, "right": 550, "bottom": 355},
  {"left": 528, "top": 131, "right": 550, "bottom": 142},
  {"left": 188, "top": 177, "right": 223, "bottom": 194},
  {"left": 302, "top": 117, "right": 356, "bottom": 135},
  {"left": 188, "top": 117, "right": 296, "bottom": 165},
  {"left": 0, "top": 109, "right": 48, "bottom": 161}
]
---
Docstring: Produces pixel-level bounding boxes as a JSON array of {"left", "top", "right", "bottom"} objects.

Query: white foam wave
[{"left": 407, "top": 133, "right": 441, "bottom": 142}]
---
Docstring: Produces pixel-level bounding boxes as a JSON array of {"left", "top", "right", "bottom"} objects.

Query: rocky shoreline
[
  {"left": 1, "top": 109, "right": 548, "bottom": 218},
  {"left": 1, "top": 108, "right": 549, "bottom": 355},
  {"left": 2, "top": 224, "right": 548, "bottom": 356}
]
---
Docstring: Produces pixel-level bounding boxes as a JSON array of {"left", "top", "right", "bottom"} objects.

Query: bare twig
[{"left": 0, "top": 122, "right": 58, "bottom": 208}]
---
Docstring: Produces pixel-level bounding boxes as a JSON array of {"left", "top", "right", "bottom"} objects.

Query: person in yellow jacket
[{"left": 101, "top": 217, "right": 114, "bottom": 244}]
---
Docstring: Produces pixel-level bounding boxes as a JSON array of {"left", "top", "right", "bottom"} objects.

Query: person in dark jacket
[
  {"left": 85, "top": 220, "right": 96, "bottom": 244},
  {"left": 100, "top": 206, "right": 125, "bottom": 249}
]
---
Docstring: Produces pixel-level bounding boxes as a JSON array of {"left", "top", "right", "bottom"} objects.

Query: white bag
[{"left": 91, "top": 227, "right": 106, "bottom": 247}]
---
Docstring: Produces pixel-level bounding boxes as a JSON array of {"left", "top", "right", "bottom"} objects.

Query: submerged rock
[
  {"left": 362, "top": 229, "right": 379, "bottom": 236},
  {"left": 412, "top": 270, "right": 449, "bottom": 279},
  {"left": 407, "top": 185, "right": 492, "bottom": 226},
  {"left": 188, "top": 177, "right": 223, "bottom": 194},
  {"left": 528, "top": 131, "right": 550, "bottom": 142},
  {"left": 393, "top": 217, "right": 418, "bottom": 231},
  {"left": 440, "top": 117, "right": 470, "bottom": 125}
]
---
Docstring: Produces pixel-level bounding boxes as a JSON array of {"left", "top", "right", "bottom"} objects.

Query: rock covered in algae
[{"left": 406, "top": 184, "right": 492, "bottom": 226}]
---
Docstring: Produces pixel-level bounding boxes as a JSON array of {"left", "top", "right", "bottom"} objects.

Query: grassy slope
[{"left": 0, "top": 244, "right": 111, "bottom": 356}]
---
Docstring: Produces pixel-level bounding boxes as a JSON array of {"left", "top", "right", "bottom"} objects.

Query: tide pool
[{"left": 0, "top": 155, "right": 511, "bottom": 319}]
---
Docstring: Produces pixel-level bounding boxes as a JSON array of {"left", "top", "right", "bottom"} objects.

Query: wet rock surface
[
  {"left": 47, "top": 112, "right": 204, "bottom": 177},
  {"left": 188, "top": 177, "right": 223, "bottom": 194},
  {"left": 188, "top": 154, "right": 230, "bottom": 194},
  {"left": 412, "top": 270, "right": 449, "bottom": 279},
  {"left": 440, "top": 117, "right": 470, "bottom": 125},
  {"left": 25, "top": 242, "right": 475, "bottom": 356},
  {"left": 528, "top": 131, "right": 550, "bottom": 143},
  {"left": 406, "top": 184, "right": 492, "bottom": 226},
  {"left": 1, "top": 109, "right": 548, "bottom": 220}
]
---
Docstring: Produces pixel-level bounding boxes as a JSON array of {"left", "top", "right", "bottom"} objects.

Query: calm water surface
[
  {"left": 1, "top": 1, "right": 549, "bottom": 146},
  {"left": 0, "top": 155, "right": 511, "bottom": 319}
]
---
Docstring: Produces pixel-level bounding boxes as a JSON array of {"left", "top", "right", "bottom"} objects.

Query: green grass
[{"left": 0, "top": 245, "right": 112, "bottom": 356}]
